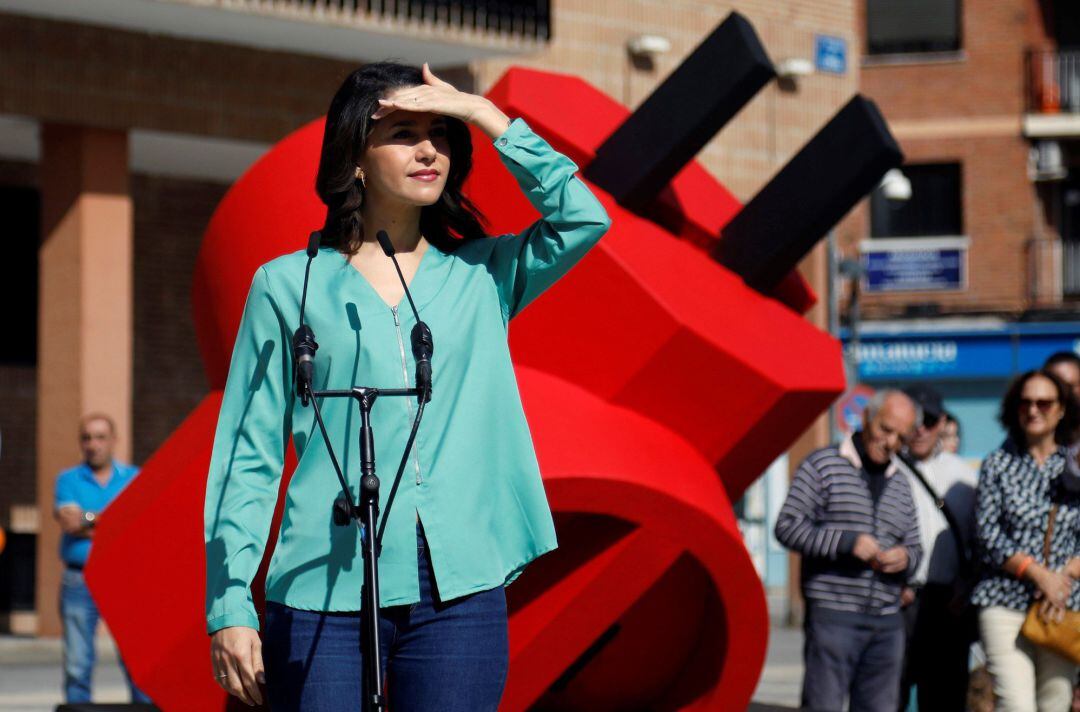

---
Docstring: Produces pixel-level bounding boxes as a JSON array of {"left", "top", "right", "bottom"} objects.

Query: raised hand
[{"left": 371, "top": 63, "right": 511, "bottom": 139}]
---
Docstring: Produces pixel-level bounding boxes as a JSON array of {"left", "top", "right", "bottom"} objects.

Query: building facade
[{"left": 834, "top": 0, "right": 1080, "bottom": 461}]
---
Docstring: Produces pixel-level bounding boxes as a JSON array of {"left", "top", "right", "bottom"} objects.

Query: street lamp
[
  {"left": 623, "top": 34, "right": 671, "bottom": 105},
  {"left": 838, "top": 257, "right": 866, "bottom": 395},
  {"left": 879, "top": 168, "right": 912, "bottom": 201},
  {"left": 826, "top": 169, "right": 910, "bottom": 440}
]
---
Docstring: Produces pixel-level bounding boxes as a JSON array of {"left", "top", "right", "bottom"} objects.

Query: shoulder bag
[{"left": 1020, "top": 503, "right": 1080, "bottom": 664}]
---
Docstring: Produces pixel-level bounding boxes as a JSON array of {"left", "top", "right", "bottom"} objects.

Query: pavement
[
  {"left": 0, "top": 624, "right": 804, "bottom": 711},
  {"left": 752, "top": 623, "right": 803, "bottom": 709},
  {"left": 0, "top": 633, "right": 137, "bottom": 712}
]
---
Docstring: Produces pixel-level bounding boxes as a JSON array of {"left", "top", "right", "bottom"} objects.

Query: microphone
[
  {"left": 293, "top": 231, "right": 321, "bottom": 406},
  {"left": 410, "top": 323, "right": 433, "bottom": 404},
  {"left": 376, "top": 230, "right": 433, "bottom": 403}
]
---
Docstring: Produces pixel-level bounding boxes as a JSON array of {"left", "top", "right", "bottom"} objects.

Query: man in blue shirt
[{"left": 54, "top": 413, "right": 151, "bottom": 704}]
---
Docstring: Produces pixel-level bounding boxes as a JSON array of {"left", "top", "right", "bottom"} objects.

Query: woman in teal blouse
[{"left": 205, "top": 62, "right": 610, "bottom": 711}]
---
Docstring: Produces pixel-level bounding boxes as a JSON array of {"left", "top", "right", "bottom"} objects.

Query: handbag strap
[
  {"left": 1043, "top": 503, "right": 1059, "bottom": 564},
  {"left": 897, "top": 452, "right": 971, "bottom": 571}
]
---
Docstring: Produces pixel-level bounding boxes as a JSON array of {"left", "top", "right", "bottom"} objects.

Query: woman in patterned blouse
[{"left": 972, "top": 368, "right": 1080, "bottom": 711}]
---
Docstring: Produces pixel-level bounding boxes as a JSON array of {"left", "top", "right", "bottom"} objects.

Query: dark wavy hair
[
  {"left": 314, "top": 62, "right": 487, "bottom": 254},
  {"left": 999, "top": 368, "right": 1078, "bottom": 447}
]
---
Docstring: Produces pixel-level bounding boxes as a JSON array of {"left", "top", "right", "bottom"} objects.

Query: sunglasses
[
  {"left": 920, "top": 413, "right": 941, "bottom": 429},
  {"left": 1018, "top": 398, "right": 1059, "bottom": 414}
]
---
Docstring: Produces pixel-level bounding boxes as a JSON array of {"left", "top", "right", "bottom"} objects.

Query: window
[
  {"left": 0, "top": 185, "right": 39, "bottom": 364},
  {"left": 866, "top": 0, "right": 961, "bottom": 56},
  {"left": 1052, "top": 0, "right": 1080, "bottom": 47},
  {"left": 1060, "top": 176, "right": 1080, "bottom": 243},
  {"left": 871, "top": 163, "right": 963, "bottom": 238}
]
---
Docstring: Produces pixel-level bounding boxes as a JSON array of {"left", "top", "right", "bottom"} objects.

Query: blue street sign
[
  {"left": 815, "top": 35, "right": 847, "bottom": 75},
  {"left": 864, "top": 248, "right": 964, "bottom": 292}
]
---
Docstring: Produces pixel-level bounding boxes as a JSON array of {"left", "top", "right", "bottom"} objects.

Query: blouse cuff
[
  {"left": 492, "top": 117, "right": 530, "bottom": 151},
  {"left": 493, "top": 118, "right": 579, "bottom": 176},
  {"left": 207, "top": 609, "right": 260, "bottom": 635}
]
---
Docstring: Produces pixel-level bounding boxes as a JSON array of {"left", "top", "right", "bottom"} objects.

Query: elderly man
[
  {"left": 54, "top": 413, "right": 150, "bottom": 704},
  {"left": 775, "top": 389, "right": 922, "bottom": 712},
  {"left": 895, "top": 385, "right": 977, "bottom": 712}
]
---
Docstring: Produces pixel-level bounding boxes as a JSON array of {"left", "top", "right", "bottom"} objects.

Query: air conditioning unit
[{"left": 1031, "top": 140, "right": 1067, "bottom": 182}]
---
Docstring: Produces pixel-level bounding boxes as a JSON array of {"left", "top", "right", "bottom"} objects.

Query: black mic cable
[
  {"left": 376, "top": 230, "right": 433, "bottom": 404},
  {"left": 293, "top": 231, "right": 321, "bottom": 406},
  {"left": 292, "top": 231, "right": 364, "bottom": 544}
]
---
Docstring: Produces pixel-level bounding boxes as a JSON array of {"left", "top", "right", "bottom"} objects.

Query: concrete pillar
[{"left": 35, "top": 125, "right": 131, "bottom": 637}]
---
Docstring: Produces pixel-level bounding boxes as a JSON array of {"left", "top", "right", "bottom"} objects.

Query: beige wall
[{"left": 473, "top": 0, "right": 859, "bottom": 201}]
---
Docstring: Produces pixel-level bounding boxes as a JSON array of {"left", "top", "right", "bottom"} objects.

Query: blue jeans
[
  {"left": 264, "top": 525, "right": 509, "bottom": 712},
  {"left": 60, "top": 567, "right": 153, "bottom": 704},
  {"left": 801, "top": 607, "right": 906, "bottom": 712}
]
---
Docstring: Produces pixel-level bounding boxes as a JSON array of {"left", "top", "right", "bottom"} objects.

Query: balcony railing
[
  {"left": 1027, "top": 49, "right": 1080, "bottom": 114},
  {"left": 1028, "top": 237, "right": 1080, "bottom": 302},
  {"left": 4, "top": 1, "right": 551, "bottom": 67},
  {"left": 229, "top": 0, "right": 549, "bottom": 41},
  {"left": 1066, "top": 241, "right": 1080, "bottom": 297}
]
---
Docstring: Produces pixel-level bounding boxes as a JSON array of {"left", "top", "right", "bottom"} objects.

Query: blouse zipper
[{"left": 392, "top": 306, "right": 424, "bottom": 485}]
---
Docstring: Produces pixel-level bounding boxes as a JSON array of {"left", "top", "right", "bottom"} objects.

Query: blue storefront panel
[
  {"left": 928, "top": 381, "right": 1006, "bottom": 461},
  {"left": 840, "top": 322, "right": 1080, "bottom": 461},
  {"left": 851, "top": 337, "right": 1008, "bottom": 379},
  {"left": 845, "top": 323, "right": 1080, "bottom": 380}
]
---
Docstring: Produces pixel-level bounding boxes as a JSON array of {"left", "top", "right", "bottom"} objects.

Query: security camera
[
  {"left": 627, "top": 35, "right": 672, "bottom": 58},
  {"left": 776, "top": 58, "right": 814, "bottom": 79}
]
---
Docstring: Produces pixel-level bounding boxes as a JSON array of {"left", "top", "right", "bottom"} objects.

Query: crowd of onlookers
[{"left": 776, "top": 351, "right": 1080, "bottom": 712}]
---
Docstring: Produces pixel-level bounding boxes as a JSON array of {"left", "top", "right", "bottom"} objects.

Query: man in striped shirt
[{"left": 775, "top": 389, "right": 922, "bottom": 711}]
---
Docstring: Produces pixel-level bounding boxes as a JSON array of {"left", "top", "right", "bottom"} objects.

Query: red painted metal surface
[{"left": 86, "top": 67, "right": 844, "bottom": 710}]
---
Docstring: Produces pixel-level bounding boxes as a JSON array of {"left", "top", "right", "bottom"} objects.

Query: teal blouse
[{"left": 204, "top": 119, "right": 611, "bottom": 634}]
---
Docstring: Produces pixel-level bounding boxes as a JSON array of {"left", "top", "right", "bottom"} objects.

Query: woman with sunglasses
[{"left": 972, "top": 368, "right": 1080, "bottom": 710}]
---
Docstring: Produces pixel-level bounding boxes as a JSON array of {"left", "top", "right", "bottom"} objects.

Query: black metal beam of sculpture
[
  {"left": 718, "top": 97, "right": 903, "bottom": 293},
  {"left": 585, "top": 12, "right": 775, "bottom": 208},
  {"left": 585, "top": 11, "right": 903, "bottom": 298}
]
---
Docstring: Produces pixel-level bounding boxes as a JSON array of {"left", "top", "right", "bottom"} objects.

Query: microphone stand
[{"left": 290, "top": 230, "right": 433, "bottom": 712}]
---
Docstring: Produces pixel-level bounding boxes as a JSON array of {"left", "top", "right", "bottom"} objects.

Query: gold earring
[{"left": 355, "top": 166, "right": 366, "bottom": 188}]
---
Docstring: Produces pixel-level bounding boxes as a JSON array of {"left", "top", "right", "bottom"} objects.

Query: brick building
[
  {"left": 0, "top": 0, "right": 858, "bottom": 634},
  {"left": 834, "top": 0, "right": 1080, "bottom": 459}
]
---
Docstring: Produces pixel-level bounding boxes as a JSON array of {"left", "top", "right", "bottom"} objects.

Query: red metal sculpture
[{"left": 86, "top": 65, "right": 844, "bottom": 710}]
